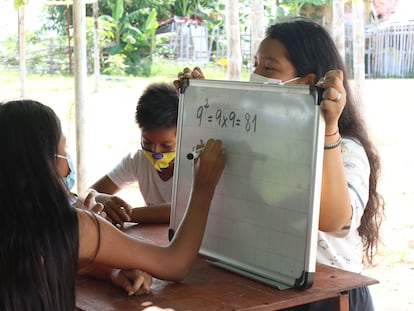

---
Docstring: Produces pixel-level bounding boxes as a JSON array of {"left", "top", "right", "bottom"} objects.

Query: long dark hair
[
  {"left": 266, "top": 18, "right": 384, "bottom": 263},
  {"left": 0, "top": 100, "right": 79, "bottom": 310}
]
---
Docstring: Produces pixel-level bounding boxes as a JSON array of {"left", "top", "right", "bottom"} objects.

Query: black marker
[{"left": 186, "top": 146, "right": 205, "bottom": 160}]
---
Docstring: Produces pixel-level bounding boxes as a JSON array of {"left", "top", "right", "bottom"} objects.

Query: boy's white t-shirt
[
  {"left": 317, "top": 137, "right": 370, "bottom": 273},
  {"left": 107, "top": 149, "right": 173, "bottom": 206}
]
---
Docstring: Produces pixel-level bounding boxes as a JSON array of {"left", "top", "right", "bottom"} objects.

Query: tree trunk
[
  {"left": 18, "top": 6, "right": 26, "bottom": 98},
  {"left": 332, "top": 0, "right": 345, "bottom": 61},
  {"left": 93, "top": 0, "right": 100, "bottom": 92},
  {"left": 73, "top": 0, "right": 88, "bottom": 193},
  {"left": 251, "top": 0, "right": 265, "bottom": 65},
  {"left": 352, "top": 0, "right": 365, "bottom": 101},
  {"left": 225, "top": 0, "right": 241, "bottom": 80}
]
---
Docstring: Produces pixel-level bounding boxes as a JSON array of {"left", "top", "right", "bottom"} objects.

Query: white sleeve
[
  {"left": 330, "top": 137, "right": 370, "bottom": 238},
  {"left": 107, "top": 149, "right": 141, "bottom": 189}
]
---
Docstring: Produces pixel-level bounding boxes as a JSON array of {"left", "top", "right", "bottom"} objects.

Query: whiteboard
[{"left": 169, "top": 79, "right": 325, "bottom": 290}]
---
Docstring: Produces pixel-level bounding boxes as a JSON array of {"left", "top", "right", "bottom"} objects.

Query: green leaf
[
  {"left": 14, "top": 0, "right": 26, "bottom": 9},
  {"left": 112, "top": 0, "right": 125, "bottom": 22}
]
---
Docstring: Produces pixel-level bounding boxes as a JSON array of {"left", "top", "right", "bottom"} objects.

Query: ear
[{"left": 304, "top": 73, "right": 317, "bottom": 85}]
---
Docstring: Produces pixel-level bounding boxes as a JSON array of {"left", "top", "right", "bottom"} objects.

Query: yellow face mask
[{"left": 142, "top": 149, "right": 176, "bottom": 172}]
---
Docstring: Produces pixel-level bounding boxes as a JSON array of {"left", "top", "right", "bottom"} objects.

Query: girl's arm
[
  {"left": 78, "top": 263, "right": 152, "bottom": 296},
  {"left": 129, "top": 204, "right": 171, "bottom": 224},
  {"left": 317, "top": 70, "right": 352, "bottom": 232},
  {"left": 78, "top": 139, "right": 224, "bottom": 281}
]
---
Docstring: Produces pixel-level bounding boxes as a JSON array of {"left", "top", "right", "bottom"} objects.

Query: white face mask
[{"left": 249, "top": 72, "right": 300, "bottom": 85}]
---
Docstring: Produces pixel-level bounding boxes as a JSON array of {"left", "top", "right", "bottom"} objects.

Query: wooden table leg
[{"left": 334, "top": 290, "right": 349, "bottom": 311}]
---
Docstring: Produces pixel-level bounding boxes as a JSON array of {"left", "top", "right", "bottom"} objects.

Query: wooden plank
[{"left": 76, "top": 224, "right": 379, "bottom": 311}]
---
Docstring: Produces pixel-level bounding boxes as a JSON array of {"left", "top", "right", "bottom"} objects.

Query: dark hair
[
  {"left": 0, "top": 99, "right": 79, "bottom": 311},
  {"left": 135, "top": 82, "right": 179, "bottom": 131},
  {"left": 267, "top": 18, "right": 384, "bottom": 263}
]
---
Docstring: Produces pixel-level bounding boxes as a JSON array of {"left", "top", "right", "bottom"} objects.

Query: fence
[
  {"left": 365, "top": 22, "right": 414, "bottom": 78},
  {"left": 171, "top": 20, "right": 414, "bottom": 78},
  {"left": 2, "top": 21, "right": 413, "bottom": 78},
  {"left": 161, "top": 17, "right": 252, "bottom": 69}
]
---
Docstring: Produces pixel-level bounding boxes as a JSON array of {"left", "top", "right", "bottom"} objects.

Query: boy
[{"left": 90, "top": 83, "right": 178, "bottom": 226}]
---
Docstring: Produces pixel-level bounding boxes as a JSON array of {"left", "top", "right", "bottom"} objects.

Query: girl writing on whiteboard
[
  {"left": 175, "top": 18, "right": 384, "bottom": 311},
  {"left": 0, "top": 99, "right": 224, "bottom": 311}
]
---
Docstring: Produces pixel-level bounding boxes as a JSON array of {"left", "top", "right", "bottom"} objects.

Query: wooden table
[{"left": 76, "top": 224, "right": 378, "bottom": 311}]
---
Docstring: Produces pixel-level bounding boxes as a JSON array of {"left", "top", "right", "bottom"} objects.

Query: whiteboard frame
[{"left": 169, "top": 79, "right": 325, "bottom": 290}]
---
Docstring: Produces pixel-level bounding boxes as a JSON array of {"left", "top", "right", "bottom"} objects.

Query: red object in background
[{"left": 374, "top": 0, "right": 399, "bottom": 20}]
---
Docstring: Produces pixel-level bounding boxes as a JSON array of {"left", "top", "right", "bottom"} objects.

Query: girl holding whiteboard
[{"left": 175, "top": 18, "right": 383, "bottom": 311}]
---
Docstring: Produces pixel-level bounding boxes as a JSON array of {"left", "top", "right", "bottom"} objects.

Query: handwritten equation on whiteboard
[{"left": 195, "top": 99, "right": 257, "bottom": 133}]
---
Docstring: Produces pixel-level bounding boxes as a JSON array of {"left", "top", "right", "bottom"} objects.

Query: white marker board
[{"left": 169, "top": 79, "right": 325, "bottom": 290}]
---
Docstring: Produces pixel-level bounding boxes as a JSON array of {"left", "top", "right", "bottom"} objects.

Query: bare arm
[
  {"left": 130, "top": 204, "right": 171, "bottom": 224},
  {"left": 90, "top": 176, "right": 170, "bottom": 225},
  {"left": 78, "top": 139, "right": 225, "bottom": 281},
  {"left": 78, "top": 263, "right": 152, "bottom": 296},
  {"left": 317, "top": 70, "right": 352, "bottom": 232},
  {"left": 89, "top": 175, "right": 133, "bottom": 225},
  {"left": 90, "top": 175, "right": 120, "bottom": 195}
]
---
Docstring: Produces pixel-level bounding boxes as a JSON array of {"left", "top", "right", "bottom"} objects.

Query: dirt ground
[
  {"left": 355, "top": 79, "right": 414, "bottom": 311},
  {"left": 1, "top": 78, "right": 413, "bottom": 310}
]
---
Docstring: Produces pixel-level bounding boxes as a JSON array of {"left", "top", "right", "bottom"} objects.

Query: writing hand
[{"left": 193, "top": 139, "right": 225, "bottom": 191}]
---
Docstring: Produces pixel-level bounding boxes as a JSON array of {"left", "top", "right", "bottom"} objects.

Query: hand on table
[
  {"left": 95, "top": 193, "right": 133, "bottom": 227},
  {"left": 111, "top": 269, "right": 152, "bottom": 296}
]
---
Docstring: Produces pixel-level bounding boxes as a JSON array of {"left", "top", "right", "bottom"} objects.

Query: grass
[
  {"left": 1, "top": 72, "right": 77, "bottom": 93},
  {"left": 0, "top": 59, "right": 252, "bottom": 96}
]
